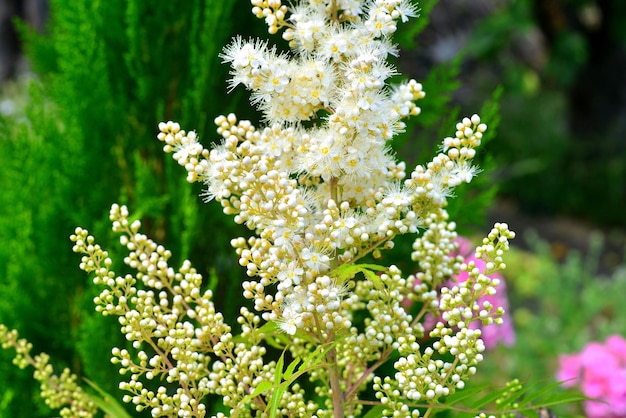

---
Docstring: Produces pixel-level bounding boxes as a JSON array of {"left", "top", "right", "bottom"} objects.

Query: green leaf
[
  {"left": 234, "top": 380, "right": 273, "bottom": 416},
  {"left": 363, "top": 405, "right": 386, "bottom": 418},
  {"left": 274, "top": 350, "right": 285, "bottom": 387},
  {"left": 354, "top": 263, "right": 389, "bottom": 272},
  {"left": 358, "top": 267, "right": 385, "bottom": 289},
  {"left": 300, "top": 342, "right": 335, "bottom": 372},
  {"left": 83, "top": 378, "right": 132, "bottom": 418},
  {"left": 456, "top": 379, "right": 587, "bottom": 416},
  {"left": 470, "top": 387, "right": 511, "bottom": 410},
  {"left": 516, "top": 380, "right": 566, "bottom": 405},
  {"left": 283, "top": 357, "right": 301, "bottom": 381},
  {"left": 443, "top": 384, "right": 494, "bottom": 406},
  {"left": 268, "top": 350, "right": 287, "bottom": 418},
  {"left": 332, "top": 263, "right": 362, "bottom": 282},
  {"left": 332, "top": 263, "right": 389, "bottom": 289},
  {"left": 239, "top": 380, "right": 273, "bottom": 405}
]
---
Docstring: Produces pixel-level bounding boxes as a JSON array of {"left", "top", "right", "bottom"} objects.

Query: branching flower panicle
[
  {"left": 151, "top": 1, "right": 515, "bottom": 416},
  {"left": 63, "top": 1, "right": 517, "bottom": 417},
  {"left": 0, "top": 325, "right": 98, "bottom": 417}
]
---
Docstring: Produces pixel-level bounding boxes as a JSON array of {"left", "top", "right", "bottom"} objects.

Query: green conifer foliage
[{"left": 0, "top": 1, "right": 258, "bottom": 416}]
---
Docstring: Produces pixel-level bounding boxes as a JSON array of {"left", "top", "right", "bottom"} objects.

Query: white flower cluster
[
  {"left": 158, "top": 0, "right": 485, "bottom": 340},
  {"left": 0, "top": 2, "right": 522, "bottom": 417},
  {"left": 153, "top": 1, "right": 512, "bottom": 416},
  {"left": 63, "top": 0, "right": 516, "bottom": 416}
]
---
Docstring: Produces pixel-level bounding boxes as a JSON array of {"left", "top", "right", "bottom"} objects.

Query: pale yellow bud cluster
[
  {"left": 406, "top": 114, "right": 485, "bottom": 208},
  {"left": 373, "top": 374, "right": 422, "bottom": 417},
  {"left": 372, "top": 254, "right": 492, "bottom": 415},
  {"left": 251, "top": 0, "right": 289, "bottom": 34},
  {"left": 410, "top": 211, "right": 461, "bottom": 287},
  {"left": 158, "top": 121, "right": 209, "bottom": 183},
  {"left": 0, "top": 325, "right": 98, "bottom": 417},
  {"left": 72, "top": 203, "right": 338, "bottom": 417},
  {"left": 72, "top": 205, "right": 258, "bottom": 416},
  {"left": 389, "top": 218, "right": 515, "bottom": 413},
  {"left": 475, "top": 223, "right": 516, "bottom": 273},
  {"left": 354, "top": 266, "right": 416, "bottom": 349}
]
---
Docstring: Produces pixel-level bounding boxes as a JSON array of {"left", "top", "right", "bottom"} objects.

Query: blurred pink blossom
[{"left": 557, "top": 334, "right": 626, "bottom": 417}]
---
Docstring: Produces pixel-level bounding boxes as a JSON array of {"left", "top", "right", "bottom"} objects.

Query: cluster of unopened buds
[
  {"left": 0, "top": 325, "right": 98, "bottom": 417},
  {"left": 404, "top": 235, "right": 515, "bottom": 350}
]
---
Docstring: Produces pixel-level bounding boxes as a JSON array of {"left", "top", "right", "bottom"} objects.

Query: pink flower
[
  {"left": 556, "top": 353, "right": 582, "bottom": 387},
  {"left": 557, "top": 334, "right": 626, "bottom": 418},
  {"left": 607, "top": 335, "right": 626, "bottom": 361}
]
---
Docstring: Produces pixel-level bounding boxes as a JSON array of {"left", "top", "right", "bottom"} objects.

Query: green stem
[{"left": 330, "top": 176, "right": 339, "bottom": 269}]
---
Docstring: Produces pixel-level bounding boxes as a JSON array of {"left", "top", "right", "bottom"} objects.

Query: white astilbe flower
[
  {"left": 150, "top": 1, "right": 515, "bottom": 416},
  {"left": 160, "top": 3, "right": 490, "bottom": 335},
  {"left": 286, "top": 4, "right": 328, "bottom": 53}
]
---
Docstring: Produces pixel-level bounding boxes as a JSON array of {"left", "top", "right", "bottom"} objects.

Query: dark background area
[{"left": 402, "top": 0, "right": 626, "bottom": 269}]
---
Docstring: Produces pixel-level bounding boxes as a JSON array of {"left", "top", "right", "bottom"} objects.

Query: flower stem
[
  {"left": 330, "top": 176, "right": 339, "bottom": 269},
  {"left": 328, "top": 345, "right": 345, "bottom": 418},
  {"left": 330, "top": 176, "right": 338, "bottom": 203}
]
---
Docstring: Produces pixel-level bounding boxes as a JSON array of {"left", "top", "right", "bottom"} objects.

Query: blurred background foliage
[
  {"left": 0, "top": 0, "right": 262, "bottom": 416},
  {"left": 464, "top": 0, "right": 626, "bottom": 226},
  {"left": 0, "top": 0, "right": 625, "bottom": 416}
]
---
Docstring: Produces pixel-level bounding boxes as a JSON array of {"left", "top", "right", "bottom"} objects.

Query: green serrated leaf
[
  {"left": 256, "top": 321, "right": 280, "bottom": 335},
  {"left": 333, "top": 263, "right": 361, "bottom": 281},
  {"left": 358, "top": 267, "right": 384, "bottom": 289},
  {"left": 300, "top": 342, "right": 335, "bottom": 372},
  {"left": 470, "top": 386, "right": 512, "bottom": 410},
  {"left": 522, "top": 391, "right": 587, "bottom": 410},
  {"left": 264, "top": 335, "right": 288, "bottom": 349},
  {"left": 268, "top": 350, "right": 288, "bottom": 418},
  {"left": 355, "top": 263, "right": 389, "bottom": 272},
  {"left": 331, "top": 263, "right": 389, "bottom": 289},
  {"left": 274, "top": 350, "right": 285, "bottom": 387},
  {"left": 517, "top": 380, "right": 567, "bottom": 406},
  {"left": 269, "top": 384, "right": 286, "bottom": 418}
]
